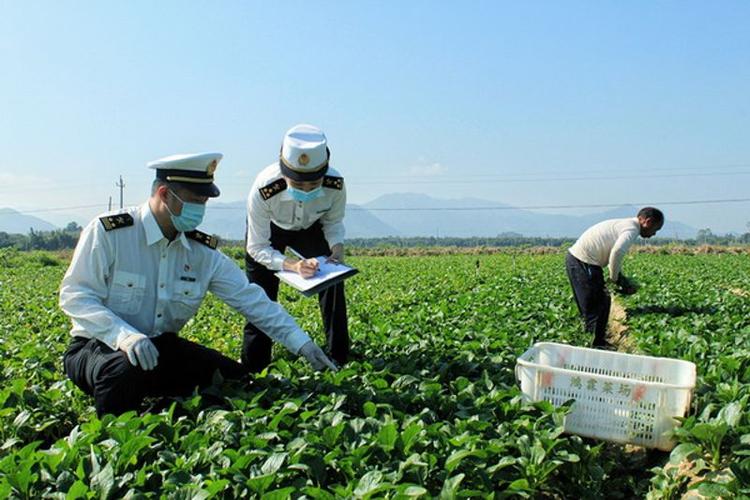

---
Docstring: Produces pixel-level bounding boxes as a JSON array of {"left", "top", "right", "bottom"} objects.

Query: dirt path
[{"left": 607, "top": 296, "right": 637, "bottom": 352}]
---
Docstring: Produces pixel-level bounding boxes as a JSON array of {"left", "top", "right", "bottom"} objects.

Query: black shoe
[{"left": 592, "top": 340, "right": 616, "bottom": 351}]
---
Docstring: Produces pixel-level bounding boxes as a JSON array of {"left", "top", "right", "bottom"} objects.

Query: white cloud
[{"left": 407, "top": 162, "right": 448, "bottom": 177}]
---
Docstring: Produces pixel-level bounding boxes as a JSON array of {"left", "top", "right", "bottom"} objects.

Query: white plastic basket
[{"left": 515, "top": 342, "right": 696, "bottom": 451}]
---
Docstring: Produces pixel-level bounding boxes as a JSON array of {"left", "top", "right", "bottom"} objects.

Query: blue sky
[{"left": 1, "top": 1, "right": 749, "bottom": 233}]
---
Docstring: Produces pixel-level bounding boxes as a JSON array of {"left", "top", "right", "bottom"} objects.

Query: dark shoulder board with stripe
[
  {"left": 186, "top": 230, "right": 218, "bottom": 249},
  {"left": 323, "top": 175, "right": 344, "bottom": 190},
  {"left": 259, "top": 178, "right": 287, "bottom": 200},
  {"left": 99, "top": 214, "right": 134, "bottom": 231}
]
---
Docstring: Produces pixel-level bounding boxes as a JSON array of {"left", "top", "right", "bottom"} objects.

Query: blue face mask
[
  {"left": 166, "top": 189, "right": 206, "bottom": 233},
  {"left": 287, "top": 185, "right": 324, "bottom": 203}
]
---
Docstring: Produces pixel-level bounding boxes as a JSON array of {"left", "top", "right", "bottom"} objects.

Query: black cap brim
[
  {"left": 170, "top": 181, "right": 220, "bottom": 198},
  {"left": 279, "top": 160, "right": 328, "bottom": 182}
]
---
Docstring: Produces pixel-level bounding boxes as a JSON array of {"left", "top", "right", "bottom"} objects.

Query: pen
[
  {"left": 287, "top": 247, "right": 320, "bottom": 277},
  {"left": 289, "top": 247, "right": 319, "bottom": 274},
  {"left": 288, "top": 247, "right": 305, "bottom": 260}
]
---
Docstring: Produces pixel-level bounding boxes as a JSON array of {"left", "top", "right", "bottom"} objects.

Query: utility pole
[
  {"left": 108, "top": 196, "right": 112, "bottom": 211},
  {"left": 116, "top": 176, "right": 125, "bottom": 209}
]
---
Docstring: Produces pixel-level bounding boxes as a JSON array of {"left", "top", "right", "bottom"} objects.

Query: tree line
[
  {"left": 0, "top": 223, "right": 83, "bottom": 251},
  {"left": 2, "top": 224, "right": 749, "bottom": 251}
]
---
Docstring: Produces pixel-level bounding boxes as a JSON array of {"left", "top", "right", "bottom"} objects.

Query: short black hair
[
  {"left": 151, "top": 179, "right": 168, "bottom": 195},
  {"left": 151, "top": 179, "right": 197, "bottom": 198},
  {"left": 638, "top": 207, "right": 664, "bottom": 225}
]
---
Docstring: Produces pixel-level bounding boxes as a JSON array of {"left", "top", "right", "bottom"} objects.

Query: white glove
[
  {"left": 298, "top": 341, "right": 338, "bottom": 371},
  {"left": 118, "top": 333, "right": 159, "bottom": 371}
]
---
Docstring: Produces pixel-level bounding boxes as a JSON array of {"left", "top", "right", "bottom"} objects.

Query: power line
[
  {"left": 3, "top": 197, "right": 748, "bottom": 218},
  {"left": 0, "top": 204, "right": 105, "bottom": 216},
  {"left": 353, "top": 163, "right": 750, "bottom": 181},
  {"left": 204, "top": 197, "right": 750, "bottom": 212},
  {"left": 356, "top": 163, "right": 750, "bottom": 179},
  {"left": 2, "top": 164, "right": 750, "bottom": 194},
  {"left": 352, "top": 170, "right": 750, "bottom": 185},
  {"left": 0, "top": 180, "right": 113, "bottom": 193},
  {"left": 350, "top": 198, "right": 750, "bottom": 212}
]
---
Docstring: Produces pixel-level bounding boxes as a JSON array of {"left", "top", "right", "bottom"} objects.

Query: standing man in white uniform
[
  {"left": 566, "top": 207, "right": 664, "bottom": 348},
  {"left": 244, "top": 124, "right": 349, "bottom": 372},
  {"left": 60, "top": 152, "right": 336, "bottom": 416}
]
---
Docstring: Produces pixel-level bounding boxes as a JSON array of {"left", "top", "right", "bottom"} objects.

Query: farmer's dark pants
[
  {"left": 565, "top": 252, "right": 610, "bottom": 346},
  {"left": 64, "top": 332, "right": 248, "bottom": 416},
  {"left": 242, "top": 221, "right": 349, "bottom": 372}
]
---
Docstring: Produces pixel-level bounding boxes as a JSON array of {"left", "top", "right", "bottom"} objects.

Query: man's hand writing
[{"left": 295, "top": 258, "right": 319, "bottom": 278}]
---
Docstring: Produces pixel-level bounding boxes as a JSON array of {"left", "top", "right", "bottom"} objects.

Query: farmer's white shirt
[
  {"left": 59, "top": 203, "right": 310, "bottom": 353},
  {"left": 246, "top": 163, "right": 346, "bottom": 271},
  {"left": 568, "top": 217, "right": 640, "bottom": 281}
]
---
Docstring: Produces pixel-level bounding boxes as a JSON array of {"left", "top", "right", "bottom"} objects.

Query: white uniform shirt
[
  {"left": 568, "top": 217, "right": 641, "bottom": 281},
  {"left": 246, "top": 163, "right": 346, "bottom": 271},
  {"left": 59, "top": 203, "right": 311, "bottom": 353}
]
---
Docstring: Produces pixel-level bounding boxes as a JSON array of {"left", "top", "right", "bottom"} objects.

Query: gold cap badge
[{"left": 298, "top": 153, "right": 310, "bottom": 166}]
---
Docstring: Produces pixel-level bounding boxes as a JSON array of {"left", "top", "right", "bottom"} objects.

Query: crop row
[{"left": 0, "top": 249, "right": 748, "bottom": 498}]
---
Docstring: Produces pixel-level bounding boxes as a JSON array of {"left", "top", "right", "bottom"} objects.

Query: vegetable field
[{"left": 1, "top": 248, "right": 749, "bottom": 498}]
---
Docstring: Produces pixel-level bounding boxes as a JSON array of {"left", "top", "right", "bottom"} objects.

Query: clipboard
[{"left": 276, "top": 256, "right": 358, "bottom": 297}]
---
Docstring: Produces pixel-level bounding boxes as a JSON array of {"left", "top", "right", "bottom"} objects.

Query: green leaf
[
  {"left": 730, "top": 458, "right": 750, "bottom": 485},
  {"left": 205, "top": 479, "right": 229, "bottom": 496},
  {"left": 7, "top": 467, "right": 36, "bottom": 496},
  {"left": 445, "top": 449, "right": 475, "bottom": 472},
  {"left": 696, "top": 481, "right": 732, "bottom": 497},
  {"left": 118, "top": 435, "right": 155, "bottom": 468},
  {"left": 261, "top": 453, "right": 287, "bottom": 475},
  {"left": 487, "top": 456, "right": 515, "bottom": 474},
  {"left": 354, "top": 470, "right": 388, "bottom": 497},
  {"left": 90, "top": 462, "right": 115, "bottom": 499},
  {"left": 363, "top": 401, "right": 377, "bottom": 418},
  {"left": 508, "top": 478, "right": 531, "bottom": 491},
  {"left": 438, "top": 473, "right": 465, "bottom": 500},
  {"left": 401, "top": 485, "right": 428, "bottom": 497},
  {"left": 377, "top": 423, "right": 398, "bottom": 452},
  {"left": 690, "top": 423, "right": 725, "bottom": 442},
  {"left": 669, "top": 443, "right": 700, "bottom": 464},
  {"left": 262, "top": 487, "right": 297, "bottom": 500},
  {"left": 246, "top": 474, "right": 276, "bottom": 494},
  {"left": 65, "top": 480, "right": 89, "bottom": 500},
  {"left": 302, "top": 486, "right": 335, "bottom": 499},
  {"left": 0, "top": 481, "right": 12, "bottom": 500},
  {"left": 401, "top": 423, "right": 422, "bottom": 453},
  {"left": 322, "top": 423, "right": 346, "bottom": 448},
  {"left": 12, "top": 409, "right": 31, "bottom": 428},
  {"left": 719, "top": 400, "right": 743, "bottom": 427},
  {"left": 268, "top": 402, "right": 299, "bottom": 430}
]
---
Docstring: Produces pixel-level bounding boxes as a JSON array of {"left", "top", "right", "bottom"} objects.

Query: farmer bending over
[{"left": 565, "top": 207, "right": 664, "bottom": 348}]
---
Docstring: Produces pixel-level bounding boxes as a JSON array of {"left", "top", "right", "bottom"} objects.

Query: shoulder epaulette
[
  {"left": 322, "top": 175, "right": 344, "bottom": 190},
  {"left": 99, "top": 213, "right": 134, "bottom": 231},
  {"left": 186, "top": 230, "right": 218, "bottom": 249},
  {"left": 259, "top": 178, "right": 287, "bottom": 200}
]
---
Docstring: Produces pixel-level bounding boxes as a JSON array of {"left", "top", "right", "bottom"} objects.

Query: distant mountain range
[
  {"left": 358, "top": 193, "right": 698, "bottom": 239},
  {"left": 0, "top": 208, "right": 57, "bottom": 234},
  {"left": 1, "top": 193, "right": 699, "bottom": 239}
]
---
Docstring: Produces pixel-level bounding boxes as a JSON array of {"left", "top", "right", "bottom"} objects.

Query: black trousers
[
  {"left": 242, "top": 221, "right": 349, "bottom": 372},
  {"left": 63, "top": 332, "right": 248, "bottom": 416},
  {"left": 565, "top": 252, "right": 610, "bottom": 346}
]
